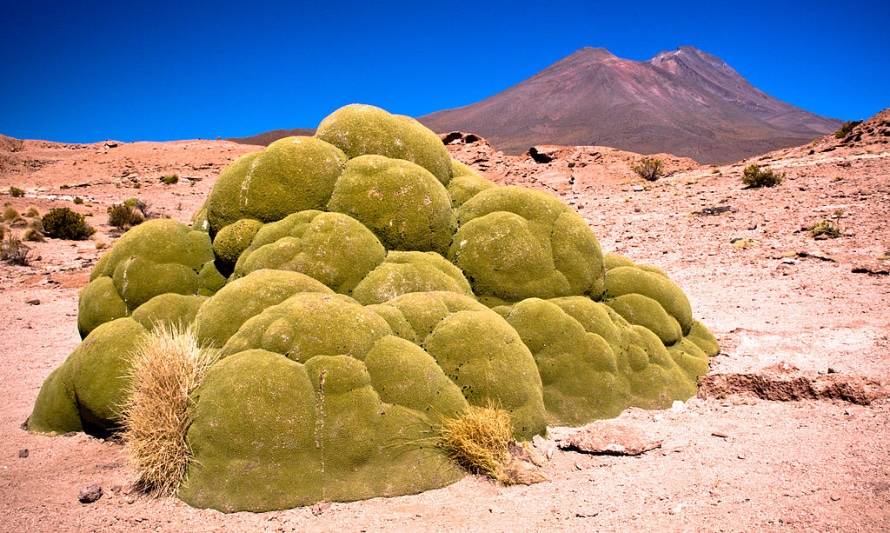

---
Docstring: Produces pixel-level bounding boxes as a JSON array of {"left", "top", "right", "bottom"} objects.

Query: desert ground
[{"left": 0, "top": 113, "right": 888, "bottom": 531}]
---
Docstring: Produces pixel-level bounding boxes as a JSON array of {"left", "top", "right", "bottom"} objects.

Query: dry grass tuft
[
  {"left": 121, "top": 324, "right": 219, "bottom": 496},
  {"left": 435, "top": 404, "right": 513, "bottom": 481}
]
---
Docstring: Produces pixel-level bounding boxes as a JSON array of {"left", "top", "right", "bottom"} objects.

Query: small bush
[
  {"left": 2, "top": 207, "right": 19, "bottom": 221},
  {"left": 160, "top": 174, "right": 179, "bottom": 185},
  {"left": 124, "top": 197, "right": 151, "bottom": 218},
  {"left": 73, "top": 197, "right": 84, "bottom": 205},
  {"left": 107, "top": 203, "right": 145, "bottom": 229},
  {"left": 809, "top": 220, "right": 841, "bottom": 239},
  {"left": 121, "top": 324, "right": 219, "bottom": 495},
  {"left": 9, "top": 186, "right": 24, "bottom": 198},
  {"left": 25, "top": 206, "right": 39, "bottom": 218},
  {"left": 631, "top": 157, "right": 664, "bottom": 181},
  {"left": 435, "top": 404, "right": 513, "bottom": 481},
  {"left": 834, "top": 120, "right": 862, "bottom": 139},
  {"left": 27, "top": 217, "right": 43, "bottom": 233},
  {"left": 1, "top": 234, "right": 31, "bottom": 265},
  {"left": 742, "top": 164, "right": 783, "bottom": 188},
  {"left": 22, "top": 228, "right": 45, "bottom": 242},
  {"left": 41, "top": 207, "right": 95, "bottom": 240}
]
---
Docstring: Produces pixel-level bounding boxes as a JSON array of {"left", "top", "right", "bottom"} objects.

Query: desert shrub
[
  {"left": 121, "top": 324, "right": 219, "bottom": 495},
  {"left": 435, "top": 404, "right": 513, "bottom": 481},
  {"left": 834, "top": 120, "right": 862, "bottom": 139},
  {"left": 809, "top": 220, "right": 841, "bottom": 239},
  {"left": 124, "top": 197, "right": 151, "bottom": 218},
  {"left": 0, "top": 224, "right": 4, "bottom": 240},
  {"left": 22, "top": 228, "right": 44, "bottom": 242},
  {"left": 2, "top": 206, "right": 18, "bottom": 221},
  {"left": 1, "top": 234, "right": 31, "bottom": 265},
  {"left": 107, "top": 203, "right": 145, "bottom": 229},
  {"left": 41, "top": 207, "right": 95, "bottom": 240},
  {"left": 742, "top": 164, "right": 783, "bottom": 188},
  {"left": 9, "top": 186, "right": 24, "bottom": 198},
  {"left": 631, "top": 157, "right": 664, "bottom": 181},
  {"left": 160, "top": 174, "right": 179, "bottom": 185},
  {"left": 73, "top": 196, "right": 84, "bottom": 205},
  {"left": 25, "top": 206, "right": 39, "bottom": 218}
]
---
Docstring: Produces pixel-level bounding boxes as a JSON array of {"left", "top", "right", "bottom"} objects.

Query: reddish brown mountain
[
  {"left": 420, "top": 46, "right": 841, "bottom": 163},
  {"left": 230, "top": 127, "right": 315, "bottom": 146}
]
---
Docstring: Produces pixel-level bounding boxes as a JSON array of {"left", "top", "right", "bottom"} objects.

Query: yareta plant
[{"left": 28, "top": 103, "right": 719, "bottom": 512}]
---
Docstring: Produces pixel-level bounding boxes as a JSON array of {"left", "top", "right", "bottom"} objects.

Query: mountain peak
[{"left": 420, "top": 48, "right": 842, "bottom": 163}]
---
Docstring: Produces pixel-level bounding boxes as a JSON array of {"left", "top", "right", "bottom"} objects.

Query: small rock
[
  {"left": 18, "top": 448, "right": 28, "bottom": 458},
  {"left": 670, "top": 400, "right": 686, "bottom": 413},
  {"left": 25, "top": 299, "right": 40, "bottom": 305},
  {"left": 310, "top": 501, "right": 331, "bottom": 516},
  {"left": 78, "top": 484, "right": 103, "bottom": 504},
  {"left": 557, "top": 421, "right": 662, "bottom": 456},
  {"left": 532, "top": 434, "right": 557, "bottom": 460},
  {"left": 711, "top": 431, "right": 729, "bottom": 439},
  {"left": 632, "top": 185, "right": 645, "bottom": 192},
  {"left": 830, "top": 494, "right": 841, "bottom": 502}
]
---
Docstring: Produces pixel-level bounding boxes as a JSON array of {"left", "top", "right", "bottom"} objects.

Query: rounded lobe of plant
[
  {"left": 206, "top": 137, "right": 347, "bottom": 233},
  {"left": 232, "top": 210, "right": 385, "bottom": 293},
  {"left": 76, "top": 219, "right": 216, "bottom": 337},
  {"left": 449, "top": 186, "right": 604, "bottom": 302},
  {"left": 352, "top": 250, "right": 472, "bottom": 305},
  {"left": 212, "top": 218, "right": 263, "bottom": 266},
  {"left": 193, "top": 269, "right": 333, "bottom": 347},
  {"left": 316, "top": 103, "right": 453, "bottom": 186},
  {"left": 28, "top": 318, "right": 149, "bottom": 435},
  {"left": 327, "top": 155, "right": 454, "bottom": 253}
]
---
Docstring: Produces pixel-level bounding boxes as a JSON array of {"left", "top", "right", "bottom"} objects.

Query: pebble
[{"left": 78, "top": 484, "right": 103, "bottom": 504}]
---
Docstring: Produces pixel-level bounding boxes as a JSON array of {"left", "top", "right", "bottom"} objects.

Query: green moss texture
[{"left": 32, "top": 103, "right": 720, "bottom": 512}]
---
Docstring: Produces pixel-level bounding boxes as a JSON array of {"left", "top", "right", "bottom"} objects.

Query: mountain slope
[{"left": 420, "top": 46, "right": 841, "bottom": 163}]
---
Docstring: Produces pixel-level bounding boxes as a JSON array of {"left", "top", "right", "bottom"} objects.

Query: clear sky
[{"left": 2, "top": 0, "right": 888, "bottom": 142}]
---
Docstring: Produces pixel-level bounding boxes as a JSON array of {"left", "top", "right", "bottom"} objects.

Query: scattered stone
[
  {"left": 631, "top": 185, "right": 645, "bottom": 192},
  {"left": 25, "top": 298, "right": 40, "bottom": 305},
  {"left": 557, "top": 421, "right": 662, "bottom": 456},
  {"left": 699, "top": 372, "right": 887, "bottom": 405},
  {"left": 528, "top": 146, "right": 556, "bottom": 164},
  {"left": 852, "top": 265, "right": 889, "bottom": 276},
  {"left": 532, "top": 434, "right": 557, "bottom": 460},
  {"left": 18, "top": 448, "right": 28, "bottom": 458},
  {"left": 78, "top": 484, "right": 103, "bottom": 504},
  {"left": 694, "top": 205, "right": 732, "bottom": 216},
  {"left": 670, "top": 400, "right": 686, "bottom": 413},
  {"left": 711, "top": 431, "right": 729, "bottom": 439},
  {"left": 310, "top": 501, "right": 331, "bottom": 516}
]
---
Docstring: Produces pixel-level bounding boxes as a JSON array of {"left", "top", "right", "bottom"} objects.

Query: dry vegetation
[
  {"left": 120, "top": 324, "right": 219, "bottom": 496},
  {"left": 434, "top": 404, "right": 514, "bottom": 482},
  {"left": 631, "top": 157, "right": 664, "bottom": 181}
]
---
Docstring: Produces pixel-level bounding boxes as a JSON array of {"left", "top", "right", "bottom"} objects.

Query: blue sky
[{"left": 2, "top": 0, "right": 888, "bottom": 142}]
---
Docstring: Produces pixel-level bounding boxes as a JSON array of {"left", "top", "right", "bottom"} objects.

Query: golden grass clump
[
  {"left": 436, "top": 404, "right": 513, "bottom": 481},
  {"left": 121, "top": 324, "right": 219, "bottom": 496}
]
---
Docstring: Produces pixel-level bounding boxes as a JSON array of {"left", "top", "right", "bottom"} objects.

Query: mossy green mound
[
  {"left": 28, "top": 318, "right": 148, "bottom": 434},
  {"left": 352, "top": 251, "right": 472, "bottom": 304},
  {"left": 370, "top": 291, "right": 547, "bottom": 440},
  {"left": 232, "top": 210, "right": 385, "bottom": 293},
  {"left": 178, "top": 348, "right": 464, "bottom": 512},
  {"left": 316, "top": 104, "right": 453, "bottom": 186},
  {"left": 450, "top": 186, "right": 604, "bottom": 302},
  {"left": 327, "top": 155, "right": 453, "bottom": 253},
  {"left": 494, "top": 296, "right": 712, "bottom": 425},
  {"left": 194, "top": 269, "right": 333, "bottom": 347},
  {"left": 212, "top": 218, "right": 263, "bottom": 266},
  {"left": 446, "top": 161, "right": 496, "bottom": 208},
  {"left": 31, "top": 103, "right": 722, "bottom": 513},
  {"left": 206, "top": 137, "right": 347, "bottom": 233},
  {"left": 77, "top": 219, "right": 216, "bottom": 337}
]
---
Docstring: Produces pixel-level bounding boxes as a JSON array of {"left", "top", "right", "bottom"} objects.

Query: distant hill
[
  {"left": 420, "top": 46, "right": 841, "bottom": 163},
  {"left": 229, "top": 128, "right": 315, "bottom": 146}
]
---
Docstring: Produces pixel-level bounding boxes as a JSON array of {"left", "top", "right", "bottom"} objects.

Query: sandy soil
[{"left": 1, "top": 116, "right": 888, "bottom": 532}]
